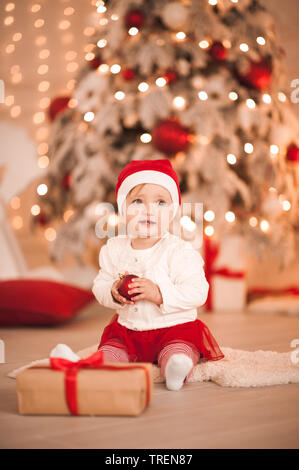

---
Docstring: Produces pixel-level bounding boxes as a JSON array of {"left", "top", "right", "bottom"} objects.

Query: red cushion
[{"left": 0, "top": 279, "right": 95, "bottom": 326}]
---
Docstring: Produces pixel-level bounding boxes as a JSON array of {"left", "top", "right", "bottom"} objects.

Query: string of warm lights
[
  {"left": 4, "top": 2, "right": 22, "bottom": 232},
  {"left": 2, "top": 0, "right": 95, "bottom": 241},
  {"left": 2, "top": 0, "right": 294, "bottom": 245},
  {"left": 84, "top": 0, "right": 292, "bottom": 239}
]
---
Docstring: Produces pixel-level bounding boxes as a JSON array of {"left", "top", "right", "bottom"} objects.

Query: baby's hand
[
  {"left": 111, "top": 271, "right": 136, "bottom": 306},
  {"left": 127, "top": 277, "right": 163, "bottom": 306}
]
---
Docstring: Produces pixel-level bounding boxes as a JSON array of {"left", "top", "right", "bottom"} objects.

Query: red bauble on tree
[
  {"left": 235, "top": 58, "right": 272, "bottom": 90},
  {"left": 152, "top": 117, "right": 192, "bottom": 155},
  {"left": 62, "top": 172, "right": 72, "bottom": 190},
  {"left": 286, "top": 144, "right": 299, "bottom": 162},
  {"left": 122, "top": 68, "right": 136, "bottom": 80},
  {"left": 88, "top": 55, "right": 102, "bottom": 70},
  {"left": 36, "top": 211, "right": 48, "bottom": 226},
  {"left": 48, "top": 96, "right": 70, "bottom": 122},
  {"left": 163, "top": 69, "right": 178, "bottom": 84},
  {"left": 209, "top": 41, "right": 228, "bottom": 61},
  {"left": 125, "top": 9, "right": 145, "bottom": 29}
]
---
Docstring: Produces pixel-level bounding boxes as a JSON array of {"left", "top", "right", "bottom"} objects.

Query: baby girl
[{"left": 92, "top": 158, "right": 224, "bottom": 391}]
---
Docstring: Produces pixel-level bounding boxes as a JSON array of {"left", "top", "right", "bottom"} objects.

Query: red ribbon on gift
[
  {"left": 31, "top": 350, "right": 151, "bottom": 415},
  {"left": 203, "top": 235, "right": 245, "bottom": 311},
  {"left": 50, "top": 350, "right": 105, "bottom": 415},
  {"left": 247, "top": 285, "right": 299, "bottom": 301}
]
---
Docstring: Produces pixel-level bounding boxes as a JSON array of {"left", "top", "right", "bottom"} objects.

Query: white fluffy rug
[{"left": 7, "top": 343, "right": 299, "bottom": 387}]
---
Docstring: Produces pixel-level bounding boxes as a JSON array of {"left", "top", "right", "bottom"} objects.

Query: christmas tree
[{"left": 33, "top": 0, "right": 299, "bottom": 269}]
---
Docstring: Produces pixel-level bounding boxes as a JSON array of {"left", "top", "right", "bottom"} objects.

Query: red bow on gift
[
  {"left": 49, "top": 350, "right": 151, "bottom": 415},
  {"left": 50, "top": 350, "right": 105, "bottom": 415},
  {"left": 203, "top": 235, "right": 245, "bottom": 311}
]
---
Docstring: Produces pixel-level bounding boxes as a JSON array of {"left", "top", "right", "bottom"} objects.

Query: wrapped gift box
[
  {"left": 247, "top": 286, "right": 299, "bottom": 316},
  {"left": 201, "top": 232, "right": 247, "bottom": 312},
  {"left": 16, "top": 351, "right": 153, "bottom": 417}
]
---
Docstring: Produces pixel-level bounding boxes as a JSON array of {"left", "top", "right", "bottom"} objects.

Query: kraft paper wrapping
[{"left": 16, "top": 360, "right": 153, "bottom": 417}]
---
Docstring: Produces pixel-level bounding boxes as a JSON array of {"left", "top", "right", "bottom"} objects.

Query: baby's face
[{"left": 125, "top": 183, "right": 174, "bottom": 238}]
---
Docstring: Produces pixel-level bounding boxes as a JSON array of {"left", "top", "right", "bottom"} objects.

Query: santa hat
[{"left": 115, "top": 159, "right": 181, "bottom": 217}]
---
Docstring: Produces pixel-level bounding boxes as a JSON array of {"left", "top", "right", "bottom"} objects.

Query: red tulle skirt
[{"left": 98, "top": 314, "right": 225, "bottom": 364}]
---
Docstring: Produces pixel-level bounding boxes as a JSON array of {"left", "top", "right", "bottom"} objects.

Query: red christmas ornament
[
  {"left": 36, "top": 212, "right": 48, "bottom": 226},
  {"left": 236, "top": 58, "right": 272, "bottom": 90},
  {"left": 122, "top": 68, "right": 135, "bottom": 80},
  {"left": 117, "top": 273, "right": 140, "bottom": 300},
  {"left": 62, "top": 172, "right": 72, "bottom": 189},
  {"left": 286, "top": 144, "right": 299, "bottom": 162},
  {"left": 48, "top": 96, "right": 70, "bottom": 122},
  {"left": 125, "top": 9, "right": 145, "bottom": 29},
  {"left": 152, "top": 118, "right": 192, "bottom": 155},
  {"left": 209, "top": 41, "right": 228, "bottom": 61},
  {"left": 163, "top": 69, "right": 178, "bottom": 84},
  {"left": 88, "top": 55, "right": 102, "bottom": 70}
]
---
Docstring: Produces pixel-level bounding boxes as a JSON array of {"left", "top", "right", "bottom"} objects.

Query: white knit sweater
[{"left": 92, "top": 231, "right": 209, "bottom": 331}]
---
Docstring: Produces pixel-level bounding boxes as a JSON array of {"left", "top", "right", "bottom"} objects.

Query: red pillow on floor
[{"left": 0, "top": 279, "right": 95, "bottom": 326}]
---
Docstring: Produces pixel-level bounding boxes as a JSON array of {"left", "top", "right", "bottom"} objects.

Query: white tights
[{"left": 98, "top": 341, "right": 200, "bottom": 391}]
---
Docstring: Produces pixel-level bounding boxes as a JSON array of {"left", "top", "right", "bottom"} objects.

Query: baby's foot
[
  {"left": 164, "top": 354, "right": 193, "bottom": 391},
  {"left": 50, "top": 344, "right": 80, "bottom": 362}
]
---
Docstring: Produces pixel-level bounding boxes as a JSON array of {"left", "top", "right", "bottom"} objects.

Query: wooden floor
[{"left": 1, "top": 302, "right": 299, "bottom": 449}]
